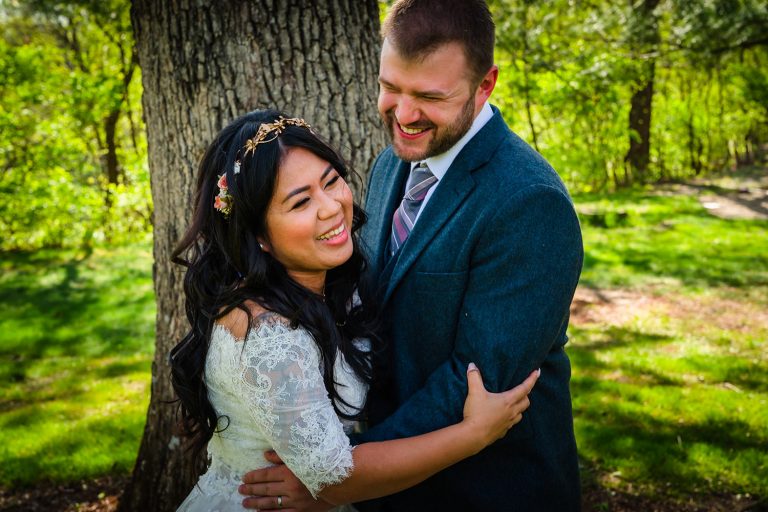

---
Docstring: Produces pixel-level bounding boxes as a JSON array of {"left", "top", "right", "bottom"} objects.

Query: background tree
[
  {"left": 624, "top": 0, "right": 661, "bottom": 184},
  {"left": 0, "top": 0, "right": 149, "bottom": 250},
  {"left": 491, "top": 0, "right": 767, "bottom": 191},
  {"left": 120, "top": 1, "right": 386, "bottom": 510}
]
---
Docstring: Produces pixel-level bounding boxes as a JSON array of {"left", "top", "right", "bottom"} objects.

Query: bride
[{"left": 170, "top": 110, "right": 538, "bottom": 511}]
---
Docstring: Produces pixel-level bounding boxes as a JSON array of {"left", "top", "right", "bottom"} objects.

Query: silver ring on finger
[{"left": 277, "top": 495, "right": 283, "bottom": 509}]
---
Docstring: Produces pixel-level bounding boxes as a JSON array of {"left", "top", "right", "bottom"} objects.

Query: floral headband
[{"left": 214, "top": 116, "right": 313, "bottom": 217}]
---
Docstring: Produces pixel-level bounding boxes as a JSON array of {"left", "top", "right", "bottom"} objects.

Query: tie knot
[
  {"left": 390, "top": 161, "right": 438, "bottom": 255},
  {"left": 405, "top": 165, "right": 437, "bottom": 201}
]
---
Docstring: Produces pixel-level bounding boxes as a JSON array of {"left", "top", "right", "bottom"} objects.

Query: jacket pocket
[{"left": 412, "top": 270, "right": 469, "bottom": 296}]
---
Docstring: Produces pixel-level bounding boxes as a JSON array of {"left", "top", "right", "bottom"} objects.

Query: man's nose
[{"left": 395, "top": 97, "right": 420, "bottom": 126}]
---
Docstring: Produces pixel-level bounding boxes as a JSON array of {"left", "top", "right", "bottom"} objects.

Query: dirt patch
[
  {"left": 570, "top": 286, "right": 768, "bottom": 336},
  {"left": 0, "top": 476, "right": 123, "bottom": 512},
  {"left": 582, "top": 483, "right": 768, "bottom": 512},
  {"left": 656, "top": 169, "right": 768, "bottom": 221}
]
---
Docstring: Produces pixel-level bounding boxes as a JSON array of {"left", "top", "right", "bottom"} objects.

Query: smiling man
[
  {"left": 353, "top": 2, "right": 583, "bottom": 510},
  {"left": 240, "top": 1, "right": 583, "bottom": 510},
  {"left": 377, "top": 39, "right": 480, "bottom": 163}
]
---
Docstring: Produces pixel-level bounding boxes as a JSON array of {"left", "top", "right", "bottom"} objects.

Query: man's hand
[{"left": 239, "top": 451, "right": 334, "bottom": 511}]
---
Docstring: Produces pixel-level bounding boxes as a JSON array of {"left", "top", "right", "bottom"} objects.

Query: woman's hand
[{"left": 462, "top": 363, "right": 539, "bottom": 451}]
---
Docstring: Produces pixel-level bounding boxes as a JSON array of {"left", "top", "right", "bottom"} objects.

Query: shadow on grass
[
  {"left": 0, "top": 251, "right": 153, "bottom": 361},
  {"left": 0, "top": 357, "right": 151, "bottom": 414},
  {"left": 568, "top": 327, "right": 682, "bottom": 387},
  {"left": 681, "top": 356, "right": 768, "bottom": 394},
  {"left": 0, "top": 408, "right": 145, "bottom": 486},
  {"left": 570, "top": 326, "right": 673, "bottom": 352},
  {"left": 569, "top": 324, "right": 768, "bottom": 394},
  {"left": 569, "top": 320, "right": 768, "bottom": 495},
  {"left": 576, "top": 398, "right": 768, "bottom": 494}
]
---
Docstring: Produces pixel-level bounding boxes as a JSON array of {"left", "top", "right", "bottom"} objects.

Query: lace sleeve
[{"left": 235, "top": 316, "right": 354, "bottom": 498}]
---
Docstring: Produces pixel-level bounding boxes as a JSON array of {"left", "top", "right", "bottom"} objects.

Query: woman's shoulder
[{"left": 215, "top": 301, "right": 293, "bottom": 341}]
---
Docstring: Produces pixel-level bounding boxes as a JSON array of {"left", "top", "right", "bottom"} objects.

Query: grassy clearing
[
  {"left": 571, "top": 187, "right": 768, "bottom": 500},
  {"left": 576, "top": 188, "right": 768, "bottom": 291},
  {"left": 0, "top": 245, "right": 154, "bottom": 487}
]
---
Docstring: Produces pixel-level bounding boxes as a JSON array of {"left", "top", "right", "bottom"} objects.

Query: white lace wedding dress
[{"left": 177, "top": 314, "right": 368, "bottom": 512}]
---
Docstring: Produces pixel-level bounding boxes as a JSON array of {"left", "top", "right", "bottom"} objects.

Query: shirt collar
[{"left": 412, "top": 101, "right": 494, "bottom": 181}]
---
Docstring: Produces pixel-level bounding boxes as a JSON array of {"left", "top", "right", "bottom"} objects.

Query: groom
[{"left": 241, "top": 0, "right": 583, "bottom": 510}]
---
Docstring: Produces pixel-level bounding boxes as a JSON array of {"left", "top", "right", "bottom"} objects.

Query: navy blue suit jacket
[{"left": 355, "top": 107, "right": 583, "bottom": 511}]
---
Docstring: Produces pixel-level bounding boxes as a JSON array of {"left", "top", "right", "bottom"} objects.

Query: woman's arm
[
  {"left": 239, "top": 364, "right": 538, "bottom": 510},
  {"left": 320, "top": 364, "right": 538, "bottom": 505}
]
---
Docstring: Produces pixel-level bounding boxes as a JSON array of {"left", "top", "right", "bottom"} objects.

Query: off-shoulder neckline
[{"left": 212, "top": 313, "right": 301, "bottom": 343}]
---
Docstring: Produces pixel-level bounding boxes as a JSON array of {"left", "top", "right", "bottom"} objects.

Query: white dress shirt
[{"left": 411, "top": 101, "right": 493, "bottom": 224}]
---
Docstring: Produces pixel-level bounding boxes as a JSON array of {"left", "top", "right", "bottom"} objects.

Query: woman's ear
[{"left": 257, "top": 237, "right": 270, "bottom": 253}]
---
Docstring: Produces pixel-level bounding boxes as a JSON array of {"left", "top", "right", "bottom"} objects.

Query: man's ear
[{"left": 475, "top": 65, "right": 498, "bottom": 107}]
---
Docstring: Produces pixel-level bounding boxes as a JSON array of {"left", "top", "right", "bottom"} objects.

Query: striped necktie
[{"left": 390, "top": 162, "right": 438, "bottom": 256}]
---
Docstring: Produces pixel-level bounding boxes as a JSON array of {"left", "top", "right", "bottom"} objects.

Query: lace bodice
[{"left": 177, "top": 315, "right": 368, "bottom": 511}]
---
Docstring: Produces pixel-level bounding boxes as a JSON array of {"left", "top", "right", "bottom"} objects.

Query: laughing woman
[{"left": 170, "top": 110, "right": 538, "bottom": 511}]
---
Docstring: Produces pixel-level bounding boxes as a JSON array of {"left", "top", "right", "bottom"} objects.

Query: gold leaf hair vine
[
  {"left": 215, "top": 116, "right": 313, "bottom": 217},
  {"left": 243, "top": 116, "right": 312, "bottom": 156}
]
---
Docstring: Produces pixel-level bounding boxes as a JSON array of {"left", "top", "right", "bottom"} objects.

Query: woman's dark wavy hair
[{"left": 169, "top": 109, "right": 381, "bottom": 466}]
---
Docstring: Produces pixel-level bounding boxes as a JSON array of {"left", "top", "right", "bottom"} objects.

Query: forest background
[
  {"left": 1, "top": 0, "right": 766, "bottom": 511},
  {"left": 2, "top": 0, "right": 767, "bottom": 251}
]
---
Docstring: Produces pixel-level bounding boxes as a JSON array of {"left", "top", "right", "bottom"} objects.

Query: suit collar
[
  {"left": 421, "top": 102, "right": 494, "bottom": 181},
  {"left": 380, "top": 107, "right": 509, "bottom": 304}
]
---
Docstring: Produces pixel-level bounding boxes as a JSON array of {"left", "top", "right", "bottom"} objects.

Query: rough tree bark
[{"left": 121, "top": 2, "right": 385, "bottom": 511}]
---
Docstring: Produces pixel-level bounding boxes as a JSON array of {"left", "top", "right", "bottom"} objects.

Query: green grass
[
  {"left": 575, "top": 188, "right": 768, "bottom": 291},
  {"left": 0, "top": 245, "right": 155, "bottom": 487},
  {"left": 571, "top": 186, "right": 768, "bottom": 499},
  {"left": 1, "top": 185, "right": 766, "bottom": 503}
]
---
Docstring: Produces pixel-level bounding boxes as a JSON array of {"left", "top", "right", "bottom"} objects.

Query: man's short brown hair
[{"left": 381, "top": 0, "right": 495, "bottom": 85}]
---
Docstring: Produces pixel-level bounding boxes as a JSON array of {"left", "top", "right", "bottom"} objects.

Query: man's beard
[{"left": 385, "top": 96, "right": 475, "bottom": 162}]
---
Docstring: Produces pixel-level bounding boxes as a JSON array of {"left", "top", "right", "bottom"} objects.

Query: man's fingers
[
  {"left": 242, "top": 466, "right": 283, "bottom": 485},
  {"left": 239, "top": 482, "right": 282, "bottom": 497},
  {"left": 242, "top": 495, "right": 295, "bottom": 511},
  {"left": 264, "top": 450, "right": 284, "bottom": 464}
]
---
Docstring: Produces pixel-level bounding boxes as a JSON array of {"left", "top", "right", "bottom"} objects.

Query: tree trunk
[
  {"left": 121, "top": 2, "right": 385, "bottom": 511},
  {"left": 625, "top": 64, "right": 655, "bottom": 182},
  {"left": 519, "top": 4, "right": 540, "bottom": 153},
  {"left": 623, "top": 0, "right": 660, "bottom": 184},
  {"left": 104, "top": 110, "right": 121, "bottom": 185},
  {"left": 102, "top": 109, "right": 120, "bottom": 217}
]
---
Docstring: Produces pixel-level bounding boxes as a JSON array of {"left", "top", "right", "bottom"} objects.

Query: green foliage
[
  {"left": 490, "top": 0, "right": 768, "bottom": 191},
  {"left": 0, "top": 0, "right": 151, "bottom": 251},
  {"left": 0, "top": 245, "right": 155, "bottom": 486}
]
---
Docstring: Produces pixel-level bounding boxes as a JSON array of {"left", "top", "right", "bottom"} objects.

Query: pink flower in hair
[{"left": 214, "top": 173, "right": 232, "bottom": 215}]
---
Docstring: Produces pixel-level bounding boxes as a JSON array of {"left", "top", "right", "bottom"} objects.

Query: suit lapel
[
  {"left": 362, "top": 155, "right": 410, "bottom": 277},
  {"left": 382, "top": 168, "right": 474, "bottom": 304},
  {"left": 381, "top": 108, "right": 510, "bottom": 305}
]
